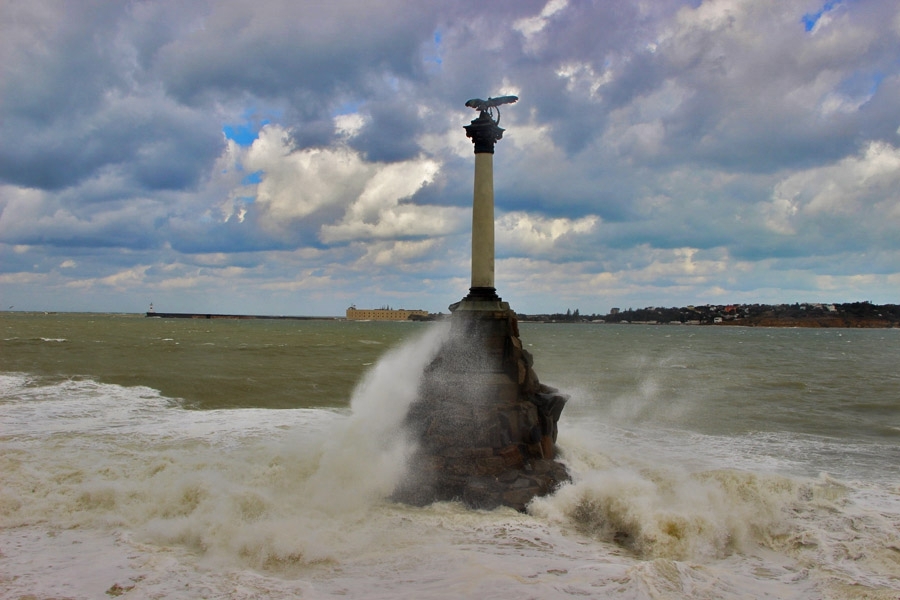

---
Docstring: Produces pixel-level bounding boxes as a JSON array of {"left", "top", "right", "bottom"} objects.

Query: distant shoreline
[
  {"left": 4, "top": 304, "right": 897, "bottom": 328},
  {"left": 519, "top": 301, "right": 900, "bottom": 328}
]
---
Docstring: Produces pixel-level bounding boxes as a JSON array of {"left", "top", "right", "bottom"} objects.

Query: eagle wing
[
  {"left": 465, "top": 96, "right": 519, "bottom": 112},
  {"left": 486, "top": 95, "right": 518, "bottom": 108}
]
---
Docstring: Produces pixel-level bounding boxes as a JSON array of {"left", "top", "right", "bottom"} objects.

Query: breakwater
[{"left": 146, "top": 312, "right": 336, "bottom": 320}]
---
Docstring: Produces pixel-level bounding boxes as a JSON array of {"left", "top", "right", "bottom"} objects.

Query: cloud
[
  {"left": 764, "top": 141, "right": 900, "bottom": 243},
  {"left": 0, "top": 2, "right": 224, "bottom": 191},
  {"left": 245, "top": 126, "right": 371, "bottom": 225},
  {"left": 358, "top": 239, "right": 443, "bottom": 268},
  {"left": 1, "top": 0, "right": 899, "bottom": 314},
  {"left": 228, "top": 124, "right": 457, "bottom": 246},
  {"left": 320, "top": 158, "right": 450, "bottom": 242},
  {"left": 514, "top": 0, "right": 570, "bottom": 52},
  {"left": 496, "top": 212, "right": 599, "bottom": 256}
]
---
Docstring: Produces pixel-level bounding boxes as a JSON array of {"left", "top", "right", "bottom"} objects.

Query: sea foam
[{"left": 3, "top": 325, "right": 900, "bottom": 599}]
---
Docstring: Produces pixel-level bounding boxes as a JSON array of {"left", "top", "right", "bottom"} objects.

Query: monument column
[
  {"left": 395, "top": 94, "right": 569, "bottom": 512},
  {"left": 464, "top": 111, "right": 505, "bottom": 302}
]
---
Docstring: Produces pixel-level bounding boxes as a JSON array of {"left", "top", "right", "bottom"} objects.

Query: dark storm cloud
[
  {"left": 0, "top": 1, "right": 224, "bottom": 191},
  {"left": 0, "top": 195, "right": 163, "bottom": 250},
  {"left": 348, "top": 100, "right": 427, "bottom": 163},
  {"left": 0, "top": 0, "right": 433, "bottom": 191},
  {"left": 151, "top": 1, "right": 434, "bottom": 104},
  {"left": 1, "top": 0, "right": 899, "bottom": 314}
]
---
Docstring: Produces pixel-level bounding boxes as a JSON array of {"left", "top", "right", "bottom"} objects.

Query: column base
[{"left": 463, "top": 286, "right": 501, "bottom": 302}]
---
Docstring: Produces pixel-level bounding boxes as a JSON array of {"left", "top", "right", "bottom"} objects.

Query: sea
[{"left": 1, "top": 312, "right": 898, "bottom": 599}]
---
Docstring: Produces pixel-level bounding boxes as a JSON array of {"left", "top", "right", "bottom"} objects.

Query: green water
[
  {"left": 3, "top": 313, "right": 898, "bottom": 443},
  {"left": 523, "top": 323, "right": 900, "bottom": 441},
  {"left": 1, "top": 312, "right": 425, "bottom": 409}
]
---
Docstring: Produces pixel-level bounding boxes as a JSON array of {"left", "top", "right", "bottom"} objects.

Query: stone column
[
  {"left": 394, "top": 96, "right": 569, "bottom": 512},
  {"left": 464, "top": 112, "right": 505, "bottom": 302}
]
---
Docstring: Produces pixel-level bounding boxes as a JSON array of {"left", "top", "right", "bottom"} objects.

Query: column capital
[{"left": 465, "top": 113, "right": 504, "bottom": 154}]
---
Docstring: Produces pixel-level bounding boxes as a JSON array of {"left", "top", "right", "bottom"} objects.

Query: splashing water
[
  {"left": 301, "top": 321, "right": 450, "bottom": 513},
  {"left": 2, "top": 319, "right": 900, "bottom": 599},
  {"left": 137, "top": 321, "right": 452, "bottom": 569}
]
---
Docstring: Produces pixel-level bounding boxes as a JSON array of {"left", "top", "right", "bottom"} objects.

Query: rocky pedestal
[{"left": 395, "top": 299, "right": 569, "bottom": 511}]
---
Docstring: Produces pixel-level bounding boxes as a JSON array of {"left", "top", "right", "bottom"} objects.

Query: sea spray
[
  {"left": 301, "top": 321, "right": 450, "bottom": 513},
  {"left": 529, "top": 423, "right": 873, "bottom": 568},
  {"left": 141, "top": 321, "right": 453, "bottom": 568}
]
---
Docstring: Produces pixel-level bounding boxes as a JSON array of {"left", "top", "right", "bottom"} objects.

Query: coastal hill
[{"left": 518, "top": 302, "right": 900, "bottom": 328}]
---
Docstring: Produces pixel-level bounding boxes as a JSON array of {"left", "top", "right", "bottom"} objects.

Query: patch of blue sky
[
  {"left": 425, "top": 30, "right": 443, "bottom": 66},
  {"left": 868, "top": 72, "right": 885, "bottom": 95},
  {"left": 801, "top": 0, "right": 844, "bottom": 32},
  {"left": 223, "top": 123, "right": 258, "bottom": 146},
  {"left": 241, "top": 170, "right": 263, "bottom": 185},
  {"left": 836, "top": 69, "right": 885, "bottom": 99},
  {"left": 223, "top": 107, "right": 281, "bottom": 146}
]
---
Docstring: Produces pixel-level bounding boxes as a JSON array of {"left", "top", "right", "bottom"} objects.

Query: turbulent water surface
[{"left": 2, "top": 312, "right": 899, "bottom": 599}]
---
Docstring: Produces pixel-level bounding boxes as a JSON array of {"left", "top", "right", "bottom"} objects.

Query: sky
[{"left": 1, "top": 0, "right": 899, "bottom": 316}]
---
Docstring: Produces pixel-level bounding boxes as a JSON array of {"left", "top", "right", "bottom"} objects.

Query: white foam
[
  {"left": 0, "top": 372, "right": 338, "bottom": 444},
  {"left": 3, "top": 323, "right": 900, "bottom": 599}
]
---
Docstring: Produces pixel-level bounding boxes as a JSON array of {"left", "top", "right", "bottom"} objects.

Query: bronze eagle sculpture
[{"left": 465, "top": 95, "right": 518, "bottom": 123}]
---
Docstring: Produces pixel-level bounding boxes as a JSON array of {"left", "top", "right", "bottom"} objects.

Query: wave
[{"left": 2, "top": 321, "right": 900, "bottom": 598}]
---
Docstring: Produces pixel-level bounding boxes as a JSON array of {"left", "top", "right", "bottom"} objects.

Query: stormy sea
[{"left": 2, "top": 312, "right": 898, "bottom": 599}]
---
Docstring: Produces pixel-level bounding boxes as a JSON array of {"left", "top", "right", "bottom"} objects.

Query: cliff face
[{"left": 394, "top": 303, "right": 568, "bottom": 511}]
